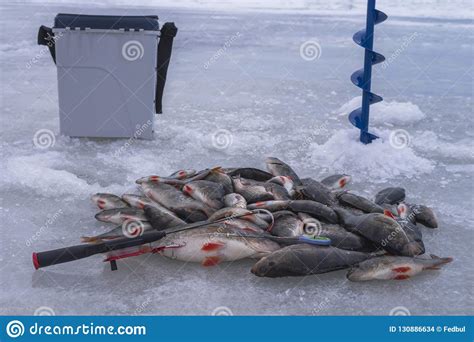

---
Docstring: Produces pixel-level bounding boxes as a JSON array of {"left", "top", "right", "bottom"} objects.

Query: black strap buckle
[{"left": 37, "top": 25, "right": 56, "bottom": 64}]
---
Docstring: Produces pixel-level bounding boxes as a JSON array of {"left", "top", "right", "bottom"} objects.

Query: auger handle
[{"left": 33, "top": 230, "right": 167, "bottom": 269}]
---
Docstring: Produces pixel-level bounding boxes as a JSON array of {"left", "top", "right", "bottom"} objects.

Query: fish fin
[
  {"left": 425, "top": 266, "right": 441, "bottom": 270},
  {"left": 294, "top": 185, "right": 305, "bottom": 192},
  {"left": 210, "top": 166, "right": 224, "bottom": 174},
  {"left": 394, "top": 274, "right": 410, "bottom": 280},
  {"left": 81, "top": 236, "right": 99, "bottom": 243},
  {"left": 81, "top": 235, "right": 120, "bottom": 243},
  {"left": 397, "top": 203, "right": 408, "bottom": 217},
  {"left": 369, "top": 250, "right": 389, "bottom": 258},
  {"left": 209, "top": 200, "right": 224, "bottom": 210},
  {"left": 200, "top": 205, "right": 216, "bottom": 218},
  {"left": 183, "top": 184, "right": 193, "bottom": 195},
  {"left": 392, "top": 266, "right": 411, "bottom": 273},
  {"left": 242, "top": 213, "right": 255, "bottom": 220},
  {"left": 201, "top": 242, "right": 225, "bottom": 252},
  {"left": 338, "top": 176, "right": 351, "bottom": 189},
  {"left": 97, "top": 200, "right": 106, "bottom": 209},
  {"left": 175, "top": 170, "right": 186, "bottom": 179},
  {"left": 383, "top": 209, "right": 396, "bottom": 219},
  {"left": 202, "top": 256, "right": 221, "bottom": 267}
]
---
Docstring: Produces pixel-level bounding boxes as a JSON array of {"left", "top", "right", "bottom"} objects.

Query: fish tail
[
  {"left": 210, "top": 166, "right": 224, "bottom": 173},
  {"left": 426, "top": 254, "right": 453, "bottom": 269}
]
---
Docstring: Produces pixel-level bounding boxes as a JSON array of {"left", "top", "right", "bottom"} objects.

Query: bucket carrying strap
[
  {"left": 155, "top": 22, "right": 178, "bottom": 114},
  {"left": 37, "top": 25, "right": 56, "bottom": 64}
]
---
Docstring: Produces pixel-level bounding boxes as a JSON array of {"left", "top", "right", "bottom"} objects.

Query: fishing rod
[{"left": 32, "top": 209, "right": 275, "bottom": 271}]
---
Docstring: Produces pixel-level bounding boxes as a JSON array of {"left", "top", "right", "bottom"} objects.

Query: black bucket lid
[{"left": 54, "top": 13, "right": 159, "bottom": 31}]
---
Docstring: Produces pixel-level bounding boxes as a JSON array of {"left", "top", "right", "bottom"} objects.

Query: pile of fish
[{"left": 87, "top": 157, "right": 452, "bottom": 281}]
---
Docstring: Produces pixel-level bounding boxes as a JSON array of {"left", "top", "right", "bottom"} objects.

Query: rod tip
[{"left": 32, "top": 252, "right": 40, "bottom": 270}]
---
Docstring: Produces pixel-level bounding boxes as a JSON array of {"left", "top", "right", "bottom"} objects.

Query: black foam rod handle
[
  {"left": 33, "top": 230, "right": 167, "bottom": 269},
  {"left": 33, "top": 243, "right": 107, "bottom": 269}
]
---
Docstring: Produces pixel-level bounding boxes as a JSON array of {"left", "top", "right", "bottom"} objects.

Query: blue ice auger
[{"left": 349, "top": 0, "right": 387, "bottom": 144}]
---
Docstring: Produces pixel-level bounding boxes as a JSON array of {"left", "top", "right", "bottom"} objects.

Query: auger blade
[
  {"left": 368, "top": 92, "right": 383, "bottom": 104},
  {"left": 375, "top": 9, "right": 388, "bottom": 24},
  {"left": 349, "top": 108, "right": 363, "bottom": 129},
  {"left": 360, "top": 131, "right": 379, "bottom": 144},
  {"left": 350, "top": 69, "right": 365, "bottom": 88},
  {"left": 371, "top": 51, "right": 385, "bottom": 65},
  {"left": 352, "top": 30, "right": 368, "bottom": 48}
]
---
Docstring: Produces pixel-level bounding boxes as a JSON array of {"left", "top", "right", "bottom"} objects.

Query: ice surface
[
  {"left": 11, "top": 0, "right": 474, "bottom": 20},
  {"left": 4, "top": 152, "right": 125, "bottom": 198},
  {"left": 413, "top": 131, "right": 474, "bottom": 161},
  {"left": 0, "top": 2, "right": 472, "bottom": 315}
]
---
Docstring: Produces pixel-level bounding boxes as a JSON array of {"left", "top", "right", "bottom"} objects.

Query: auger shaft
[
  {"left": 348, "top": 0, "right": 387, "bottom": 144},
  {"left": 360, "top": 0, "right": 376, "bottom": 143}
]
